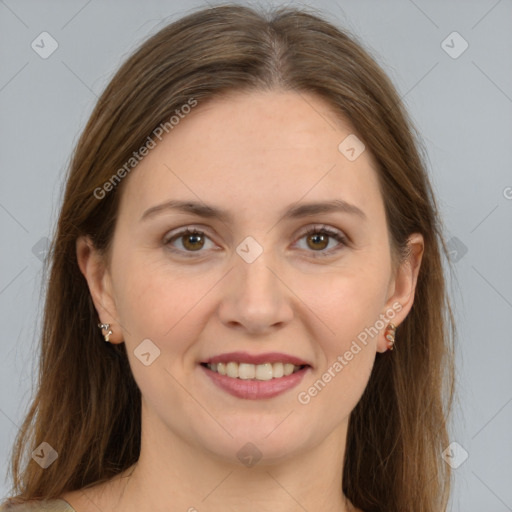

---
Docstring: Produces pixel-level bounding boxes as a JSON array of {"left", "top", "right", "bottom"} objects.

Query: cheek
[
  {"left": 113, "top": 258, "right": 215, "bottom": 353},
  {"left": 112, "top": 267, "right": 211, "bottom": 406},
  {"left": 295, "top": 270, "right": 382, "bottom": 419},
  {"left": 297, "top": 257, "right": 390, "bottom": 340}
]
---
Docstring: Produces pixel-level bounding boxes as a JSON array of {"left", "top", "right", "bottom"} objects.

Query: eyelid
[{"left": 295, "top": 223, "right": 347, "bottom": 240}]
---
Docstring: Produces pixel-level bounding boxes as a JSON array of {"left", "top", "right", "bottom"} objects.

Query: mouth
[
  {"left": 199, "top": 352, "right": 311, "bottom": 400},
  {"left": 200, "top": 361, "right": 308, "bottom": 381}
]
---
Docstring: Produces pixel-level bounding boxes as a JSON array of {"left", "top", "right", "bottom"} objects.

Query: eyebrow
[{"left": 140, "top": 198, "right": 367, "bottom": 223}]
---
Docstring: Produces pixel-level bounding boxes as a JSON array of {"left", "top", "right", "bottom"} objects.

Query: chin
[{"left": 194, "top": 418, "right": 314, "bottom": 466}]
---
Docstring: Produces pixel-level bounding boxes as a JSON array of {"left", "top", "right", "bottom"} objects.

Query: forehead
[{"left": 118, "top": 90, "right": 383, "bottom": 222}]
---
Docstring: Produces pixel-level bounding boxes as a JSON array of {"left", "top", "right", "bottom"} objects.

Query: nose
[{"left": 217, "top": 246, "right": 294, "bottom": 335}]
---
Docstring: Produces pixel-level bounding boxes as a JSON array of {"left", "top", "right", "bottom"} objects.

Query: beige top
[{"left": 0, "top": 499, "right": 76, "bottom": 511}]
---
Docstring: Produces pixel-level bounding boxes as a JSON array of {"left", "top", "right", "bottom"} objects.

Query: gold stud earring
[
  {"left": 98, "top": 323, "right": 113, "bottom": 343},
  {"left": 385, "top": 323, "right": 396, "bottom": 351}
]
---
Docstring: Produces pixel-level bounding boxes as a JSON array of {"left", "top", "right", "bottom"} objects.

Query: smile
[
  {"left": 202, "top": 361, "right": 305, "bottom": 381},
  {"left": 200, "top": 362, "right": 310, "bottom": 400}
]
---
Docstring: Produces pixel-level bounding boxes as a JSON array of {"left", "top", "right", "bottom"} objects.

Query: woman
[{"left": 1, "top": 4, "right": 456, "bottom": 511}]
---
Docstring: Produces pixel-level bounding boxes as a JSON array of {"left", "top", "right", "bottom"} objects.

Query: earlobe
[
  {"left": 377, "top": 233, "right": 424, "bottom": 353},
  {"left": 76, "top": 236, "right": 123, "bottom": 344}
]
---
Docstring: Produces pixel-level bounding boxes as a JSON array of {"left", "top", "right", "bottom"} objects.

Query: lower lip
[{"left": 200, "top": 364, "right": 310, "bottom": 400}]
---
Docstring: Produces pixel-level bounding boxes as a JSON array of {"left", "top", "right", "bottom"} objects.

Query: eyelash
[{"left": 163, "top": 225, "right": 348, "bottom": 258}]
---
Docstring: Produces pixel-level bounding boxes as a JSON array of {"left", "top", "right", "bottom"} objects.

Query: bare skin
[{"left": 68, "top": 89, "right": 423, "bottom": 512}]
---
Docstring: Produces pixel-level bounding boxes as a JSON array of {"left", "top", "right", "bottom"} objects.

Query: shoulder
[{"left": 0, "top": 499, "right": 76, "bottom": 512}]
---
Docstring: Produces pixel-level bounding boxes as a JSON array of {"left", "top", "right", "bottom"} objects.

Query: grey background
[{"left": 1, "top": 0, "right": 511, "bottom": 510}]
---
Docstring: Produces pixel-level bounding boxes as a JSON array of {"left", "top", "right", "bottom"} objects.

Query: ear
[
  {"left": 76, "top": 235, "right": 123, "bottom": 344},
  {"left": 376, "top": 233, "right": 424, "bottom": 353}
]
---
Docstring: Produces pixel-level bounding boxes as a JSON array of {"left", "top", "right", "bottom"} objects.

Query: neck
[{"left": 102, "top": 410, "right": 356, "bottom": 512}]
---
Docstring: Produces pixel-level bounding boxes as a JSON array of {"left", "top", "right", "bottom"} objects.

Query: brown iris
[
  {"left": 306, "top": 232, "right": 329, "bottom": 251},
  {"left": 182, "top": 231, "right": 205, "bottom": 251}
]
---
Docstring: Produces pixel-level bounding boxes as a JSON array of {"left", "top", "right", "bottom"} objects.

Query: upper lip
[{"left": 202, "top": 351, "right": 311, "bottom": 367}]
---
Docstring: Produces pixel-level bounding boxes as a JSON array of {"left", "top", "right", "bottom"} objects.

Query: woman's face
[{"left": 79, "top": 90, "right": 422, "bottom": 465}]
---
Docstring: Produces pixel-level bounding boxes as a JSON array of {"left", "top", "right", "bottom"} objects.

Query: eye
[
  {"left": 163, "top": 224, "right": 347, "bottom": 258},
  {"left": 164, "top": 227, "right": 215, "bottom": 256},
  {"left": 294, "top": 225, "right": 347, "bottom": 257}
]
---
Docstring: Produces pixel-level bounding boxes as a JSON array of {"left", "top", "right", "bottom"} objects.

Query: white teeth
[
  {"left": 272, "top": 362, "right": 284, "bottom": 378},
  {"left": 283, "top": 363, "right": 295, "bottom": 376},
  {"left": 238, "top": 363, "right": 255, "bottom": 380},
  {"left": 255, "top": 363, "right": 273, "bottom": 381},
  {"left": 226, "top": 362, "right": 238, "bottom": 378},
  {"left": 206, "top": 361, "right": 304, "bottom": 380}
]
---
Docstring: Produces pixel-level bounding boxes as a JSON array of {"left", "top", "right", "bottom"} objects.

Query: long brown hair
[{"left": 2, "top": 4, "right": 457, "bottom": 511}]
